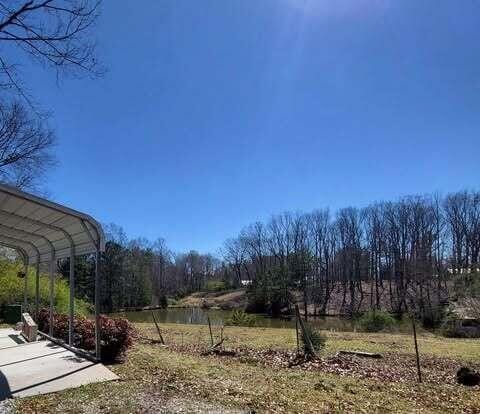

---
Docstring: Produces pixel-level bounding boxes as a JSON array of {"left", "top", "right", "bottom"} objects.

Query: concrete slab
[
  {"left": 0, "top": 329, "right": 118, "bottom": 400},
  {"left": 0, "top": 329, "right": 26, "bottom": 350}
]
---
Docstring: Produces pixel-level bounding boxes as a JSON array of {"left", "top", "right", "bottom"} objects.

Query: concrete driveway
[{"left": 0, "top": 328, "right": 117, "bottom": 400}]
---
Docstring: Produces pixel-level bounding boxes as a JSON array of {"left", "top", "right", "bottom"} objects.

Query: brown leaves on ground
[{"left": 161, "top": 340, "right": 480, "bottom": 387}]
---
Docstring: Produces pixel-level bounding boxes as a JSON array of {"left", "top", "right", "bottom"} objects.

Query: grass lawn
[{"left": 14, "top": 323, "right": 480, "bottom": 413}]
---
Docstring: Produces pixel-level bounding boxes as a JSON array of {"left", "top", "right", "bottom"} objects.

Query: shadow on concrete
[
  {"left": 0, "top": 370, "right": 12, "bottom": 401},
  {"left": 0, "top": 350, "right": 67, "bottom": 368},
  {"left": 8, "top": 335, "right": 25, "bottom": 345},
  {"left": 61, "top": 354, "right": 85, "bottom": 363}
]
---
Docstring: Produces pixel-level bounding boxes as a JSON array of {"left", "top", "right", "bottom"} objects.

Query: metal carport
[{"left": 0, "top": 183, "right": 105, "bottom": 360}]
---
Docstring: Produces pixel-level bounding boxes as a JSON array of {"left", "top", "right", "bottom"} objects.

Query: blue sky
[{"left": 19, "top": 0, "right": 480, "bottom": 253}]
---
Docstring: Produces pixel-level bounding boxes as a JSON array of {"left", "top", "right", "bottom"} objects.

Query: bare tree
[
  {"left": 0, "top": 1, "right": 103, "bottom": 188},
  {"left": 151, "top": 238, "right": 172, "bottom": 305},
  {"left": 0, "top": 100, "right": 55, "bottom": 188},
  {"left": 0, "top": 0, "right": 103, "bottom": 102},
  {"left": 222, "top": 238, "right": 246, "bottom": 286}
]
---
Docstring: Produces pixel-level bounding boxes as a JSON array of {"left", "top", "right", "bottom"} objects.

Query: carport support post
[
  {"left": 49, "top": 258, "right": 55, "bottom": 337},
  {"left": 95, "top": 249, "right": 101, "bottom": 360},
  {"left": 68, "top": 251, "right": 75, "bottom": 346},
  {"left": 23, "top": 257, "right": 28, "bottom": 312},
  {"left": 35, "top": 261, "right": 40, "bottom": 319}
]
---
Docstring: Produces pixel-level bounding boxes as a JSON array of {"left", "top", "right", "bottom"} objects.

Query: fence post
[{"left": 411, "top": 315, "right": 422, "bottom": 383}]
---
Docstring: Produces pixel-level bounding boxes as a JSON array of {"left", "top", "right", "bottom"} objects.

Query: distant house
[
  {"left": 447, "top": 267, "right": 480, "bottom": 275},
  {"left": 446, "top": 302, "right": 480, "bottom": 338},
  {"left": 241, "top": 280, "right": 252, "bottom": 286}
]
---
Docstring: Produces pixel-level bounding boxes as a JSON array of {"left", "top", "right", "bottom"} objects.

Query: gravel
[{"left": 0, "top": 399, "right": 15, "bottom": 414}]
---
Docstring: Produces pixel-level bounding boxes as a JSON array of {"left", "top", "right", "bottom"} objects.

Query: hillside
[{"left": 177, "top": 289, "right": 247, "bottom": 310}]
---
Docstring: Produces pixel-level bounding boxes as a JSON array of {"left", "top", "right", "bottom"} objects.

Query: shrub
[
  {"left": 440, "top": 314, "right": 480, "bottom": 339},
  {"left": 205, "top": 280, "right": 229, "bottom": 292},
  {"left": 420, "top": 306, "right": 447, "bottom": 329},
  {"left": 246, "top": 272, "right": 292, "bottom": 315},
  {"left": 98, "top": 315, "right": 136, "bottom": 362},
  {"left": 300, "top": 323, "right": 326, "bottom": 354},
  {"left": 36, "top": 308, "right": 136, "bottom": 362},
  {"left": 225, "top": 309, "right": 257, "bottom": 327},
  {"left": 167, "top": 297, "right": 178, "bottom": 306},
  {"left": 357, "top": 310, "right": 396, "bottom": 332}
]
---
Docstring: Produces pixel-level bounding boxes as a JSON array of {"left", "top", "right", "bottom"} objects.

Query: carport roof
[{"left": 0, "top": 183, "right": 105, "bottom": 264}]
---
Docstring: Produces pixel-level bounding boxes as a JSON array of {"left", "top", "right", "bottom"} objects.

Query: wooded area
[
  {"left": 56, "top": 190, "right": 479, "bottom": 322},
  {"left": 222, "top": 190, "right": 480, "bottom": 322}
]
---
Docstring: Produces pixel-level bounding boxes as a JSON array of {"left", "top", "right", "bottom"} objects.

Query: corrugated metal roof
[{"left": 0, "top": 183, "right": 105, "bottom": 263}]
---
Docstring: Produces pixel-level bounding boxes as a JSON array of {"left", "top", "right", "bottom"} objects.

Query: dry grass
[
  {"left": 138, "top": 322, "right": 480, "bottom": 362},
  {"left": 14, "top": 323, "right": 480, "bottom": 413}
]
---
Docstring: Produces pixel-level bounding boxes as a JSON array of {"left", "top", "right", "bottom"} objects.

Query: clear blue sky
[{"left": 21, "top": 0, "right": 480, "bottom": 254}]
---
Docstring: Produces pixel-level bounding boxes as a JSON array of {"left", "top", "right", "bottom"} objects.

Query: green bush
[
  {"left": 300, "top": 323, "right": 326, "bottom": 354},
  {"left": 205, "top": 280, "right": 229, "bottom": 292},
  {"left": 246, "top": 271, "right": 292, "bottom": 315},
  {"left": 356, "top": 310, "right": 396, "bottom": 332},
  {"left": 225, "top": 309, "right": 257, "bottom": 327},
  {"left": 167, "top": 297, "right": 178, "bottom": 306},
  {"left": 158, "top": 294, "right": 168, "bottom": 309},
  {"left": 0, "top": 258, "right": 91, "bottom": 318}
]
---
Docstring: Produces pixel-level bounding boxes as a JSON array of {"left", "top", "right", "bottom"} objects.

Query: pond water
[{"left": 111, "top": 307, "right": 357, "bottom": 331}]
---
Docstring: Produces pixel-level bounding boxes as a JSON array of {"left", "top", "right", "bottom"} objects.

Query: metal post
[
  {"left": 35, "top": 261, "right": 40, "bottom": 320},
  {"left": 95, "top": 249, "right": 101, "bottom": 360},
  {"left": 23, "top": 257, "right": 28, "bottom": 312},
  {"left": 49, "top": 258, "right": 55, "bottom": 337},
  {"left": 68, "top": 251, "right": 75, "bottom": 346},
  {"left": 412, "top": 316, "right": 422, "bottom": 383}
]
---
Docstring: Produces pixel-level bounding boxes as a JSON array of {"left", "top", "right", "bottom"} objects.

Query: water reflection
[{"left": 111, "top": 308, "right": 356, "bottom": 331}]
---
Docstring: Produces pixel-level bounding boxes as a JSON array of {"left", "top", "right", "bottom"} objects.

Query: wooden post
[
  {"left": 411, "top": 315, "right": 422, "bottom": 383},
  {"left": 151, "top": 311, "right": 165, "bottom": 344},
  {"left": 207, "top": 316, "right": 214, "bottom": 347}
]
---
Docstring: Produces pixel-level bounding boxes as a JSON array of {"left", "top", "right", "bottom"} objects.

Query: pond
[{"left": 111, "top": 307, "right": 357, "bottom": 331}]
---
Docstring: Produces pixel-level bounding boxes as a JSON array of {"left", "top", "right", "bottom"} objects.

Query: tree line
[
  {"left": 57, "top": 190, "right": 479, "bottom": 322},
  {"left": 58, "top": 223, "right": 224, "bottom": 313},
  {"left": 222, "top": 190, "right": 480, "bottom": 324}
]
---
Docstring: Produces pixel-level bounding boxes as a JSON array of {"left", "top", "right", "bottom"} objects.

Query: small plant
[
  {"left": 357, "top": 310, "right": 396, "bottom": 332},
  {"left": 300, "top": 323, "right": 326, "bottom": 354},
  {"left": 225, "top": 309, "right": 257, "bottom": 327}
]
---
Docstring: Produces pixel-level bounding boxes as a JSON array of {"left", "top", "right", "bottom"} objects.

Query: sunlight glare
[{"left": 284, "top": 0, "right": 389, "bottom": 18}]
